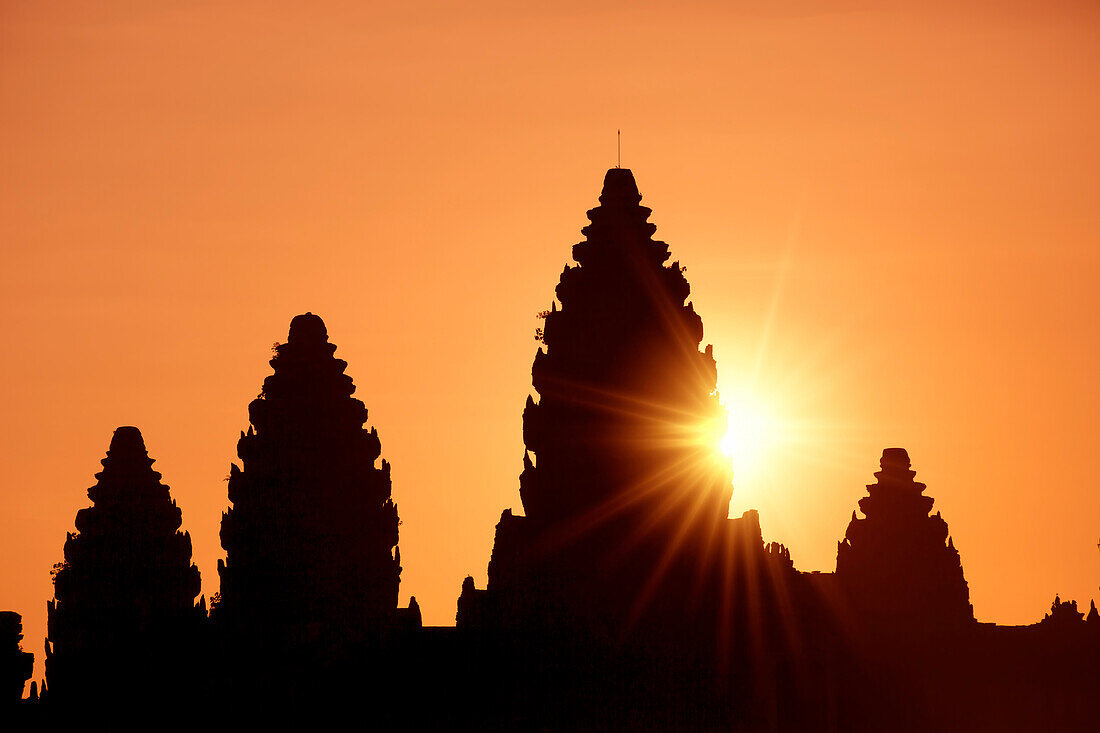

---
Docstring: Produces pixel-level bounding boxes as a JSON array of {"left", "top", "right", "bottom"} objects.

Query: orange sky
[{"left": 2, "top": 1, "right": 1098, "bottom": 682}]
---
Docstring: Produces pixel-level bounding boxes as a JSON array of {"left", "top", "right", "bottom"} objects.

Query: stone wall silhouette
[{"left": 1, "top": 612, "right": 33, "bottom": 703}]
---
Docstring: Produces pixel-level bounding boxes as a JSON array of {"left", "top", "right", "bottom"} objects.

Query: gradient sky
[{"left": 2, "top": 1, "right": 1098, "bottom": 682}]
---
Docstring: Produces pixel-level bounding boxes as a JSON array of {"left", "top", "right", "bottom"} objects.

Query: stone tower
[
  {"left": 217, "top": 313, "right": 402, "bottom": 657},
  {"left": 836, "top": 448, "right": 974, "bottom": 631},
  {"left": 461, "top": 169, "right": 742, "bottom": 636},
  {"left": 46, "top": 427, "right": 203, "bottom": 704}
]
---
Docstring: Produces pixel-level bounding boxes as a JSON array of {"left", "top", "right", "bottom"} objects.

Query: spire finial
[{"left": 616, "top": 129, "right": 621, "bottom": 169}]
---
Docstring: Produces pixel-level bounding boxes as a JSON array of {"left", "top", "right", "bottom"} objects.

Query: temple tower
[
  {"left": 462, "top": 169, "right": 740, "bottom": 635},
  {"left": 520, "top": 168, "right": 730, "bottom": 527},
  {"left": 45, "top": 427, "right": 203, "bottom": 704},
  {"left": 217, "top": 313, "right": 402, "bottom": 657},
  {"left": 836, "top": 448, "right": 974, "bottom": 631}
]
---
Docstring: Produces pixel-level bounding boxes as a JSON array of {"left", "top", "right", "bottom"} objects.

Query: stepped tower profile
[
  {"left": 836, "top": 448, "right": 974, "bottom": 631},
  {"left": 460, "top": 169, "right": 756, "bottom": 636},
  {"left": 216, "top": 313, "right": 403, "bottom": 656},
  {"left": 45, "top": 427, "right": 203, "bottom": 704}
]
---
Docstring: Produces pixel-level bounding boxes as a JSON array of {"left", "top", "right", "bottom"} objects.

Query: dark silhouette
[
  {"left": 836, "top": 447, "right": 974, "bottom": 635},
  {"left": 7, "top": 169, "right": 1097, "bottom": 730},
  {"left": 1, "top": 612, "right": 33, "bottom": 703},
  {"left": 1041, "top": 594, "right": 1084, "bottom": 626},
  {"left": 44, "top": 427, "right": 203, "bottom": 710},
  {"left": 215, "top": 313, "right": 416, "bottom": 710},
  {"left": 450, "top": 170, "right": 1099, "bottom": 730},
  {"left": 455, "top": 168, "right": 813, "bottom": 729},
  {"left": 460, "top": 169, "right": 754, "bottom": 633}
]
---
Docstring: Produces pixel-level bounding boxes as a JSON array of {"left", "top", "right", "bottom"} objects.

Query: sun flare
[{"left": 719, "top": 393, "right": 779, "bottom": 483}]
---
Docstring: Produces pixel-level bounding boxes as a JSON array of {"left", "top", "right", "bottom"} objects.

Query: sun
[{"left": 719, "top": 392, "right": 779, "bottom": 484}]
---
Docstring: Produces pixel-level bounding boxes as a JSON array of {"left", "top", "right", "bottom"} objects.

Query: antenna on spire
[{"left": 617, "top": 130, "right": 621, "bottom": 168}]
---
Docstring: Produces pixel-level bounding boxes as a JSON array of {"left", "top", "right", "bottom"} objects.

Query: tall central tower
[
  {"left": 520, "top": 168, "right": 731, "bottom": 527},
  {"left": 462, "top": 169, "right": 740, "bottom": 635}
]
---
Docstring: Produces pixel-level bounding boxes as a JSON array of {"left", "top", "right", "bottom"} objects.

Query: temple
[
  {"left": 45, "top": 427, "right": 203, "bottom": 707},
  {"left": 836, "top": 448, "right": 974, "bottom": 634},
  {"left": 216, "top": 313, "right": 414, "bottom": 682},
  {"left": 456, "top": 169, "right": 805, "bottom": 729},
  {"left": 460, "top": 169, "right": 771, "bottom": 635},
  {"left": 4, "top": 170, "right": 1096, "bottom": 729}
]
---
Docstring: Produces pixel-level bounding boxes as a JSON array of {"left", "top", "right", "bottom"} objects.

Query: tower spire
[
  {"left": 461, "top": 167, "right": 733, "bottom": 635},
  {"left": 217, "top": 313, "right": 402, "bottom": 657},
  {"left": 46, "top": 426, "right": 202, "bottom": 706},
  {"left": 836, "top": 448, "right": 974, "bottom": 632}
]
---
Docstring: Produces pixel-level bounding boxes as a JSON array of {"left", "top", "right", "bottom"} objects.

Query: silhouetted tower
[
  {"left": 1, "top": 612, "right": 33, "bottom": 702},
  {"left": 462, "top": 169, "right": 737, "bottom": 635},
  {"left": 521, "top": 168, "right": 730, "bottom": 525},
  {"left": 45, "top": 427, "right": 203, "bottom": 704},
  {"left": 217, "top": 313, "right": 401, "bottom": 656},
  {"left": 836, "top": 448, "right": 973, "bottom": 632}
]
